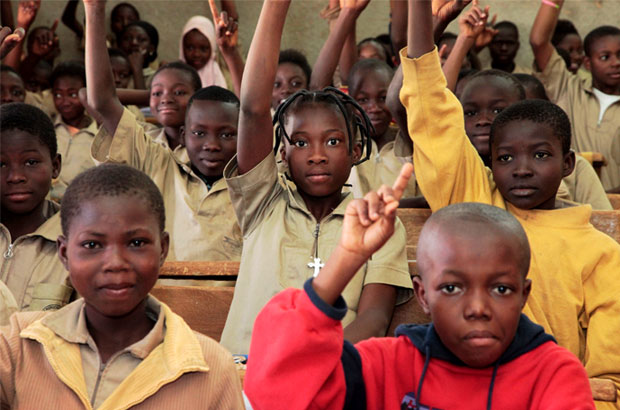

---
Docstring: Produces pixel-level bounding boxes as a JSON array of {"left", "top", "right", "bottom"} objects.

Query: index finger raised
[
  {"left": 208, "top": 0, "right": 220, "bottom": 23},
  {"left": 391, "top": 163, "right": 414, "bottom": 201}
]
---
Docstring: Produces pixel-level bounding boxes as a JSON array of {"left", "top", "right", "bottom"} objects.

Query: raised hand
[
  {"left": 0, "top": 26, "right": 26, "bottom": 59},
  {"left": 474, "top": 12, "right": 497, "bottom": 50},
  {"left": 215, "top": 11, "right": 239, "bottom": 51},
  {"left": 432, "top": 0, "right": 472, "bottom": 25},
  {"left": 30, "top": 19, "right": 59, "bottom": 58},
  {"left": 339, "top": 163, "right": 414, "bottom": 259},
  {"left": 340, "top": 0, "right": 371, "bottom": 13},
  {"left": 459, "top": 0, "right": 491, "bottom": 39},
  {"left": 16, "top": 0, "right": 41, "bottom": 29}
]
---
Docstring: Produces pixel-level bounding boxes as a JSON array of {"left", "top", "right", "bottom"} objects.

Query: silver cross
[{"left": 308, "top": 257, "right": 325, "bottom": 277}]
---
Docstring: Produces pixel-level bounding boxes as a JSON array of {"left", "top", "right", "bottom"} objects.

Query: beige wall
[{"left": 5, "top": 0, "right": 620, "bottom": 70}]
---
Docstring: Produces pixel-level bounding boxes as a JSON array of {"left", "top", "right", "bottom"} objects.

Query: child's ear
[
  {"left": 583, "top": 56, "right": 591, "bottom": 72},
  {"left": 352, "top": 142, "right": 362, "bottom": 164},
  {"left": 159, "top": 231, "right": 170, "bottom": 266},
  {"left": 57, "top": 235, "right": 70, "bottom": 271},
  {"left": 179, "top": 126, "right": 186, "bottom": 147},
  {"left": 521, "top": 278, "right": 532, "bottom": 308},
  {"left": 412, "top": 276, "right": 431, "bottom": 315},
  {"left": 562, "top": 150, "right": 576, "bottom": 178},
  {"left": 280, "top": 141, "right": 288, "bottom": 165},
  {"left": 51, "top": 153, "right": 62, "bottom": 179}
]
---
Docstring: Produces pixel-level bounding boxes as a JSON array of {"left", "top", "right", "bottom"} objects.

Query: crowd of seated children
[
  {"left": 530, "top": 0, "right": 620, "bottom": 193},
  {"left": 84, "top": 0, "right": 242, "bottom": 263},
  {"left": 219, "top": 0, "right": 412, "bottom": 355},
  {"left": 0, "top": 103, "right": 71, "bottom": 314},
  {"left": 118, "top": 20, "right": 159, "bottom": 89},
  {"left": 400, "top": 0, "right": 620, "bottom": 407},
  {"left": 0, "top": 163, "right": 244, "bottom": 408}
]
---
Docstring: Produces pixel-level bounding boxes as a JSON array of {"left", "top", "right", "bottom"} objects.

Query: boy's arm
[
  {"left": 309, "top": 0, "right": 369, "bottom": 90},
  {"left": 343, "top": 283, "right": 396, "bottom": 342},
  {"left": 61, "top": 0, "right": 84, "bottom": 40},
  {"left": 84, "top": 0, "right": 124, "bottom": 135},
  {"left": 530, "top": 0, "right": 562, "bottom": 73},
  {"left": 3, "top": 0, "right": 39, "bottom": 69},
  {"left": 236, "top": 0, "right": 290, "bottom": 175}
]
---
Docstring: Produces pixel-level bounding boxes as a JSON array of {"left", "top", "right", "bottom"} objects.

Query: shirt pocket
[{"left": 28, "top": 282, "right": 74, "bottom": 311}]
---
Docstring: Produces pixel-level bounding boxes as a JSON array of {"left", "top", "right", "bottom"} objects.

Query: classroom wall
[{"left": 6, "top": 0, "right": 620, "bottom": 71}]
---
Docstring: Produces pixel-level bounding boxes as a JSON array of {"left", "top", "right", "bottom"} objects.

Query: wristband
[{"left": 541, "top": 0, "right": 560, "bottom": 9}]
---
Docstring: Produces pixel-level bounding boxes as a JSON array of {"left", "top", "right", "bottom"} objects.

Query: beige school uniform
[
  {"left": 0, "top": 280, "right": 17, "bottom": 326},
  {"left": 24, "top": 90, "right": 56, "bottom": 118},
  {"left": 91, "top": 108, "right": 242, "bottom": 261},
  {"left": 51, "top": 115, "right": 98, "bottom": 201},
  {"left": 0, "top": 201, "right": 72, "bottom": 312},
  {"left": 562, "top": 154, "right": 612, "bottom": 210},
  {"left": 220, "top": 154, "right": 414, "bottom": 354},
  {"left": 0, "top": 296, "right": 244, "bottom": 409},
  {"left": 535, "top": 48, "right": 620, "bottom": 191}
]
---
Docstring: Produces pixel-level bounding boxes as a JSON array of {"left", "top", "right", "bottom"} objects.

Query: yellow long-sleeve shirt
[{"left": 400, "top": 47, "right": 620, "bottom": 409}]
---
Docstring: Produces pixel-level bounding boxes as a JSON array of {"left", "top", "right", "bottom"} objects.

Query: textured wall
[{"left": 5, "top": 0, "right": 620, "bottom": 70}]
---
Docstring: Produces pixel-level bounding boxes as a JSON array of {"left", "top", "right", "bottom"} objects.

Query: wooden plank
[
  {"left": 160, "top": 261, "right": 240, "bottom": 280},
  {"left": 608, "top": 194, "right": 620, "bottom": 211},
  {"left": 589, "top": 378, "right": 617, "bottom": 402},
  {"left": 151, "top": 285, "right": 234, "bottom": 341},
  {"left": 590, "top": 211, "right": 620, "bottom": 244}
]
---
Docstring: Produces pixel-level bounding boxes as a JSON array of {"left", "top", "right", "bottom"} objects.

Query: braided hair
[{"left": 272, "top": 87, "right": 373, "bottom": 165}]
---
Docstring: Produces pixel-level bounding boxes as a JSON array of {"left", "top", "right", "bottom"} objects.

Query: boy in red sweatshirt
[{"left": 244, "top": 164, "right": 594, "bottom": 410}]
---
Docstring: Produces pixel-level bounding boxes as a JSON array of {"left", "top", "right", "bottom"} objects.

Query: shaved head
[{"left": 417, "top": 203, "right": 531, "bottom": 278}]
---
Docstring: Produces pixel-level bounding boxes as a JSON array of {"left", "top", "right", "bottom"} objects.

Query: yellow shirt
[
  {"left": 91, "top": 108, "right": 242, "bottom": 261},
  {"left": 51, "top": 115, "right": 98, "bottom": 201},
  {"left": 0, "top": 201, "right": 71, "bottom": 312},
  {"left": 534, "top": 48, "right": 620, "bottom": 191},
  {"left": 0, "top": 280, "right": 17, "bottom": 326},
  {"left": 220, "top": 154, "right": 413, "bottom": 354},
  {"left": 400, "top": 47, "right": 620, "bottom": 409}
]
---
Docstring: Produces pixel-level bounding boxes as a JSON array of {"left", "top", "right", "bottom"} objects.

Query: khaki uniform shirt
[
  {"left": 24, "top": 89, "right": 56, "bottom": 118},
  {"left": 535, "top": 48, "right": 620, "bottom": 191},
  {"left": 51, "top": 115, "right": 98, "bottom": 201},
  {"left": 91, "top": 108, "right": 242, "bottom": 261},
  {"left": 0, "top": 280, "right": 17, "bottom": 326},
  {"left": 220, "top": 154, "right": 413, "bottom": 354},
  {"left": 0, "top": 201, "right": 71, "bottom": 311},
  {"left": 562, "top": 154, "right": 612, "bottom": 210}
]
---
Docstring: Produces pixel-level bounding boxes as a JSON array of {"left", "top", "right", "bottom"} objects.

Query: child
[
  {"left": 118, "top": 20, "right": 159, "bottom": 89},
  {"left": 552, "top": 19, "right": 584, "bottom": 75},
  {"left": 487, "top": 21, "right": 532, "bottom": 74},
  {"left": 109, "top": 48, "right": 133, "bottom": 89},
  {"left": 0, "top": 163, "right": 244, "bottom": 409},
  {"left": 85, "top": 0, "right": 242, "bottom": 262},
  {"left": 110, "top": 1, "right": 140, "bottom": 46},
  {"left": 220, "top": 0, "right": 412, "bottom": 355},
  {"left": 401, "top": 1, "right": 620, "bottom": 406},
  {"left": 1, "top": 65, "right": 26, "bottom": 105},
  {"left": 272, "top": 49, "right": 312, "bottom": 110},
  {"left": 244, "top": 195, "right": 596, "bottom": 409},
  {"left": 530, "top": 1, "right": 620, "bottom": 193},
  {"left": 0, "top": 103, "right": 71, "bottom": 312},
  {"left": 49, "top": 61, "right": 98, "bottom": 201}
]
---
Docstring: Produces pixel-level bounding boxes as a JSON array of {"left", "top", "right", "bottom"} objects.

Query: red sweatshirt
[{"left": 244, "top": 280, "right": 595, "bottom": 410}]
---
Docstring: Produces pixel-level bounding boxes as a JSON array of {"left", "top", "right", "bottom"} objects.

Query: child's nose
[
  {"left": 103, "top": 245, "right": 131, "bottom": 272},
  {"left": 308, "top": 146, "right": 328, "bottom": 164},
  {"left": 6, "top": 164, "right": 27, "bottom": 183},
  {"left": 512, "top": 157, "right": 534, "bottom": 177},
  {"left": 463, "top": 293, "right": 491, "bottom": 320}
]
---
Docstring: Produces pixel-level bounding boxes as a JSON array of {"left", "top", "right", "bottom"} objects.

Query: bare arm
[
  {"left": 390, "top": 0, "right": 407, "bottom": 63},
  {"left": 84, "top": 0, "right": 123, "bottom": 135},
  {"left": 530, "top": 0, "right": 563, "bottom": 72},
  {"left": 407, "top": 0, "right": 434, "bottom": 59},
  {"left": 237, "top": 0, "right": 291, "bottom": 175},
  {"left": 117, "top": 88, "right": 149, "bottom": 106},
  {"left": 3, "top": 0, "right": 40, "bottom": 70},
  {"left": 310, "top": 0, "right": 369, "bottom": 91},
  {"left": 343, "top": 283, "right": 396, "bottom": 342},
  {"left": 1, "top": 1, "right": 14, "bottom": 29},
  {"left": 61, "top": 0, "right": 84, "bottom": 40},
  {"left": 0, "top": 27, "right": 25, "bottom": 60}
]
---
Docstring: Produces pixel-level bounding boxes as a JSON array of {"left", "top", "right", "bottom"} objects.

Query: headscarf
[{"left": 179, "top": 16, "right": 227, "bottom": 88}]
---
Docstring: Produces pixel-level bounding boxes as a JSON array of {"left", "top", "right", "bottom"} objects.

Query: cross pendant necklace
[{"left": 308, "top": 223, "right": 324, "bottom": 277}]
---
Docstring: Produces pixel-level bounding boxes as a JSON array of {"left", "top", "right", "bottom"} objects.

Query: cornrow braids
[{"left": 272, "top": 87, "right": 373, "bottom": 166}]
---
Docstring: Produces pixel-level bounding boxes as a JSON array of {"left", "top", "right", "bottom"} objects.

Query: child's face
[
  {"left": 350, "top": 69, "right": 392, "bottom": 139},
  {"left": 119, "top": 26, "right": 153, "bottom": 57},
  {"left": 183, "top": 100, "right": 238, "bottom": 179},
  {"left": 282, "top": 105, "right": 359, "bottom": 198},
  {"left": 24, "top": 64, "right": 51, "bottom": 93},
  {"left": 460, "top": 77, "right": 521, "bottom": 159},
  {"left": 149, "top": 69, "right": 194, "bottom": 128},
  {"left": 58, "top": 195, "right": 169, "bottom": 318},
  {"left": 489, "top": 27, "right": 519, "bottom": 64},
  {"left": 1, "top": 129, "right": 61, "bottom": 215},
  {"left": 272, "top": 63, "right": 308, "bottom": 110},
  {"left": 491, "top": 120, "right": 574, "bottom": 210},
  {"left": 52, "top": 76, "right": 85, "bottom": 123},
  {"left": 111, "top": 5, "right": 139, "bottom": 37},
  {"left": 414, "top": 223, "right": 531, "bottom": 368},
  {"left": 110, "top": 55, "right": 132, "bottom": 89},
  {"left": 557, "top": 33, "right": 584, "bottom": 74},
  {"left": 183, "top": 29, "right": 212, "bottom": 71},
  {"left": 584, "top": 35, "right": 620, "bottom": 92},
  {"left": 358, "top": 41, "right": 386, "bottom": 62},
  {"left": 1, "top": 71, "right": 26, "bottom": 105}
]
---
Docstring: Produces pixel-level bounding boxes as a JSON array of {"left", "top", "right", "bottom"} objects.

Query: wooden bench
[{"left": 608, "top": 194, "right": 620, "bottom": 210}]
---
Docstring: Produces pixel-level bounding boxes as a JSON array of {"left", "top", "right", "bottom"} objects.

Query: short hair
[
  {"left": 513, "top": 73, "right": 549, "bottom": 100},
  {"left": 1, "top": 64, "right": 22, "bottom": 78},
  {"left": 121, "top": 21, "right": 159, "bottom": 64},
  {"left": 551, "top": 19, "right": 580, "bottom": 46},
  {"left": 584, "top": 25, "right": 620, "bottom": 57},
  {"left": 187, "top": 86, "right": 240, "bottom": 113},
  {"left": 0, "top": 102, "right": 57, "bottom": 157},
  {"left": 278, "top": 49, "right": 312, "bottom": 86},
  {"left": 494, "top": 21, "right": 519, "bottom": 38},
  {"left": 111, "top": 2, "right": 140, "bottom": 22},
  {"left": 437, "top": 32, "right": 457, "bottom": 46},
  {"left": 357, "top": 38, "right": 389, "bottom": 65},
  {"left": 61, "top": 164, "right": 165, "bottom": 235},
  {"left": 108, "top": 47, "right": 130, "bottom": 62},
  {"left": 50, "top": 60, "right": 86, "bottom": 88},
  {"left": 490, "top": 99, "right": 571, "bottom": 154},
  {"left": 418, "top": 202, "right": 531, "bottom": 277},
  {"left": 375, "top": 33, "right": 395, "bottom": 67},
  {"left": 152, "top": 61, "right": 202, "bottom": 92},
  {"left": 468, "top": 69, "right": 526, "bottom": 100},
  {"left": 347, "top": 58, "right": 394, "bottom": 95}
]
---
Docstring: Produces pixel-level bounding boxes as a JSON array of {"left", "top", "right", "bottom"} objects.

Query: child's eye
[
  {"left": 291, "top": 81, "right": 301, "bottom": 88},
  {"left": 25, "top": 159, "right": 40, "bottom": 166},
  {"left": 129, "top": 239, "right": 146, "bottom": 247},
  {"left": 327, "top": 138, "right": 341, "bottom": 146},
  {"left": 53, "top": 93, "right": 62, "bottom": 99},
  {"left": 440, "top": 284, "right": 461, "bottom": 295},
  {"left": 174, "top": 90, "right": 187, "bottom": 96},
  {"left": 220, "top": 132, "right": 236, "bottom": 140},
  {"left": 70, "top": 93, "right": 78, "bottom": 98},
  {"left": 600, "top": 54, "right": 608, "bottom": 61},
  {"left": 293, "top": 140, "right": 308, "bottom": 148},
  {"left": 492, "top": 107, "right": 504, "bottom": 115},
  {"left": 464, "top": 110, "right": 476, "bottom": 117},
  {"left": 82, "top": 241, "right": 101, "bottom": 249},
  {"left": 493, "top": 285, "right": 513, "bottom": 295},
  {"left": 191, "top": 130, "right": 205, "bottom": 137},
  {"left": 151, "top": 91, "right": 162, "bottom": 97},
  {"left": 534, "top": 152, "right": 550, "bottom": 159},
  {"left": 273, "top": 81, "right": 281, "bottom": 89},
  {"left": 497, "top": 154, "right": 513, "bottom": 162},
  {"left": 12, "top": 89, "right": 24, "bottom": 97},
  {"left": 357, "top": 98, "right": 369, "bottom": 104}
]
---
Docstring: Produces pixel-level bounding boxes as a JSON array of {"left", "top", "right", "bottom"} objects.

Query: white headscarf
[{"left": 179, "top": 16, "right": 227, "bottom": 88}]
